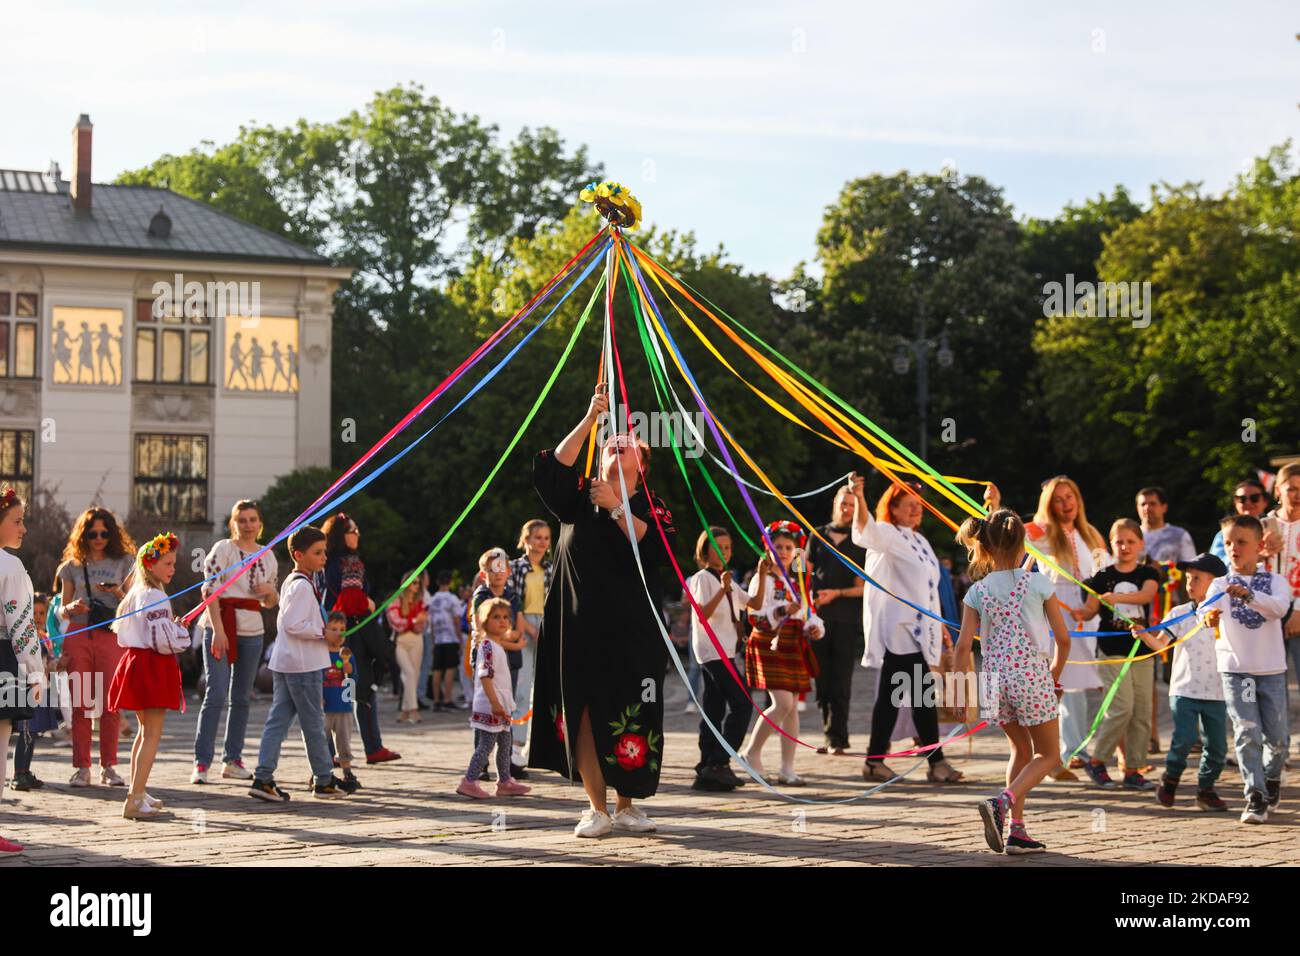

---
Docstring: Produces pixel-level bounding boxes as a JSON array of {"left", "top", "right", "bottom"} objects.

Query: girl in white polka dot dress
[{"left": 953, "top": 507, "right": 1071, "bottom": 855}]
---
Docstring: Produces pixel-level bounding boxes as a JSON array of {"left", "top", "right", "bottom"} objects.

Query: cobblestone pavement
[{"left": 2, "top": 668, "right": 1297, "bottom": 866}]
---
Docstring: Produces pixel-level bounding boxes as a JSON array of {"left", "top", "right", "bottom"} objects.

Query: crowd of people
[{"left": 0, "top": 391, "right": 1298, "bottom": 854}]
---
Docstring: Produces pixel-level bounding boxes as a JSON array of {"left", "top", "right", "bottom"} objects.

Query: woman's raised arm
[{"left": 555, "top": 387, "right": 608, "bottom": 467}]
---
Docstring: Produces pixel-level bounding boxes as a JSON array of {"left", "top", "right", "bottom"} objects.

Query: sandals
[
  {"left": 122, "top": 795, "right": 168, "bottom": 821},
  {"left": 768, "top": 772, "right": 807, "bottom": 787},
  {"left": 862, "top": 761, "right": 899, "bottom": 783},
  {"left": 926, "top": 759, "right": 965, "bottom": 784}
]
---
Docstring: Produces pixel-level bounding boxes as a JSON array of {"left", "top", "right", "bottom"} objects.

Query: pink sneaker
[
  {"left": 496, "top": 779, "right": 531, "bottom": 797},
  {"left": 0, "top": 836, "right": 24, "bottom": 853},
  {"left": 456, "top": 776, "right": 491, "bottom": 799}
]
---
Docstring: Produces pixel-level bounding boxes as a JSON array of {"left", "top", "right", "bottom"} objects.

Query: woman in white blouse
[
  {"left": 1024, "top": 476, "right": 1107, "bottom": 777},
  {"left": 850, "top": 474, "right": 963, "bottom": 784},
  {"left": 191, "top": 501, "right": 279, "bottom": 784}
]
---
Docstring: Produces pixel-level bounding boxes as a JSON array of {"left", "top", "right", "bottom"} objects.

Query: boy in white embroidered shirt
[
  {"left": 1200, "top": 515, "right": 1290, "bottom": 824},
  {"left": 249, "top": 526, "right": 348, "bottom": 803}
]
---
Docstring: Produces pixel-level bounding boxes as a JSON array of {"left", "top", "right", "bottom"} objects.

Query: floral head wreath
[
  {"left": 0, "top": 487, "right": 17, "bottom": 512},
  {"left": 765, "top": 519, "right": 807, "bottom": 551},
  {"left": 141, "top": 532, "right": 179, "bottom": 567}
]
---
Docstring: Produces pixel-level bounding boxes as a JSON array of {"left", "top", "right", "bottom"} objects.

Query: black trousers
[
  {"left": 13, "top": 719, "right": 35, "bottom": 773},
  {"left": 811, "top": 618, "right": 864, "bottom": 749},
  {"left": 346, "top": 616, "right": 394, "bottom": 756},
  {"left": 697, "top": 658, "right": 754, "bottom": 770},
  {"left": 868, "top": 649, "right": 944, "bottom": 765}
]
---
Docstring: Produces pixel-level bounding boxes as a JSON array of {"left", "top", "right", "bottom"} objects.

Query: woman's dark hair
[
  {"left": 62, "top": 507, "right": 135, "bottom": 564},
  {"left": 321, "top": 512, "right": 356, "bottom": 557},
  {"left": 1234, "top": 477, "right": 1267, "bottom": 495}
]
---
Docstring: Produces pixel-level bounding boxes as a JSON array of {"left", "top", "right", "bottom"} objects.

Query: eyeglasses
[
  {"left": 1234, "top": 493, "right": 1265, "bottom": 504},
  {"left": 84, "top": 530, "right": 109, "bottom": 540}
]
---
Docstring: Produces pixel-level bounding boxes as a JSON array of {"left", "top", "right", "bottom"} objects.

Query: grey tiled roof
[{"left": 0, "top": 171, "right": 332, "bottom": 265}]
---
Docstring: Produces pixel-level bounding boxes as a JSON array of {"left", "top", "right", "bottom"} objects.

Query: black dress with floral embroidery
[{"left": 528, "top": 449, "right": 677, "bottom": 799}]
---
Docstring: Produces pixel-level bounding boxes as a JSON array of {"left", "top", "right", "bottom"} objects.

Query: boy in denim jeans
[
  {"left": 1202, "top": 516, "right": 1290, "bottom": 824},
  {"left": 249, "top": 526, "right": 348, "bottom": 803}
]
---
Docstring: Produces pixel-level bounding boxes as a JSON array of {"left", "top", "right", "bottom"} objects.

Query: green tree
[
  {"left": 1034, "top": 144, "right": 1300, "bottom": 541},
  {"left": 811, "top": 170, "right": 1041, "bottom": 516}
]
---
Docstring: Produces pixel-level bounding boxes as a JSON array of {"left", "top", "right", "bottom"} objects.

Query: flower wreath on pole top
[{"left": 579, "top": 180, "right": 642, "bottom": 229}]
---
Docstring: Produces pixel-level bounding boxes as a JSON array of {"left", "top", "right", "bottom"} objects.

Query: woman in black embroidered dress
[{"left": 529, "top": 388, "right": 677, "bottom": 838}]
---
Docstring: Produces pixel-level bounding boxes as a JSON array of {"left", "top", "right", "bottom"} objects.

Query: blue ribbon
[{"left": 54, "top": 237, "right": 612, "bottom": 641}]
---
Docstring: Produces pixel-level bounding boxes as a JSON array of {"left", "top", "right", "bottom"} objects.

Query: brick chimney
[{"left": 71, "top": 114, "right": 93, "bottom": 215}]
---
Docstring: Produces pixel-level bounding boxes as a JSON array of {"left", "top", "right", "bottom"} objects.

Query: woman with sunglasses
[
  {"left": 849, "top": 473, "right": 965, "bottom": 784},
  {"left": 55, "top": 508, "right": 136, "bottom": 788},
  {"left": 322, "top": 513, "right": 401, "bottom": 765},
  {"left": 529, "top": 388, "right": 677, "bottom": 838},
  {"left": 1209, "top": 478, "right": 1271, "bottom": 562}
]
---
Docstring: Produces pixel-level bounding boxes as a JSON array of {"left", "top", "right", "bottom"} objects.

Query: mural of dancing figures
[
  {"left": 51, "top": 307, "right": 125, "bottom": 386},
  {"left": 223, "top": 316, "right": 299, "bottom": 393}
]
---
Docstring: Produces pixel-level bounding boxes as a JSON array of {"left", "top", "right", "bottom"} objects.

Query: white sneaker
[
  {"left": 796, "top": 699, "right": 807, "bottom": 713},
  {"left": 573, "top": 808, "right": 613, "bottom": 838},
  {"left": 190, "top": 765, "right": 210, "bottom": 784},
  {"left": 99, "top": 766, "right": 126, "bottom": 787},
  {"left": 69, "top": 768, "right": 92, "bottom": 788},
  {"left": 684, "top": 702, "right": 697, "bottom": 714},
  {"left": 1240, "top": 796, "right": 1268, "bottom": 825},
  {"left": 612, "top": 805, "right": 657, "bottom": 833},
  {"left": 221, "top": 761, "right": 253, "bottom": 780}
]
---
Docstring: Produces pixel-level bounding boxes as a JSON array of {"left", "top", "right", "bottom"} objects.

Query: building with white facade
[{"left": 0, "top": 115, "right": 352, "bottom": 536}]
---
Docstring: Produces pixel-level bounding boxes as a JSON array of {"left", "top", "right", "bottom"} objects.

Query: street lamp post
[{"left": 891, "top": 300, "right": 953, "bottom": 461}]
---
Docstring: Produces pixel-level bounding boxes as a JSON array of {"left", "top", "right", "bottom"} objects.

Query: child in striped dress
[{"left": 741, "top": 521, "right": 824, "bottom": 786}]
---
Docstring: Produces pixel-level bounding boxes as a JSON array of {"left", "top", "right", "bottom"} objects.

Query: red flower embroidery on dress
[
  {"left": 613, "top": 733, "right": 649, "bottom": 770},
  {"left": 605, "top": 703, "right": 661, "bottom": 772}
]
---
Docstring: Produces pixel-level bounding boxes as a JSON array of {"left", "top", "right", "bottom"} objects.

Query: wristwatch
[{"left": 610, "top": 505, "right": 626, "bottom": 522}]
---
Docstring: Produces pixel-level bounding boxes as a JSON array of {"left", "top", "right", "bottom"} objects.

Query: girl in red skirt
[
  {"left": 109, "top": 532, "right": 191, "bottom": 820},
  {"left": 741, "top": 521, "right": 824, "bottom": 785}
]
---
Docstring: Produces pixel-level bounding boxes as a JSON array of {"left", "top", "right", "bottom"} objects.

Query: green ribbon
[
  {"left": 345, "top": 273, "right": 606, "bottom": 636},
  {"left": 616, "top": 254, "right": 762, "bottom": 560}
]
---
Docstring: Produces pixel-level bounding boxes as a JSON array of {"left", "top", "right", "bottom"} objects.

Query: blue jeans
[
  {"left": 255, "top": 669, "right": 333, "bottom": 786},
  {"left": 1222, "top": 672, "right": 1287, "bottom": 797},
  {"left": 416, "top": 629, "right": 435, "bottom": 705},
  {"left": 1165, "top": 694, "right": 1227, "bottom": 789},
  {"left": 193, "top": 628, "right": 264, "bottom": 767}
]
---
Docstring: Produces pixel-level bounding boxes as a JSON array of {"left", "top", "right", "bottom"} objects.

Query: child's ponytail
[{"left": 956, "top": 509, "right": 1024, "bottom": 581}]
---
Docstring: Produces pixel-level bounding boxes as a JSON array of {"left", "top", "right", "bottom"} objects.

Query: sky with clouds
[{"left": 2, "top": 0, "right": 1296, "bottom": 278}]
